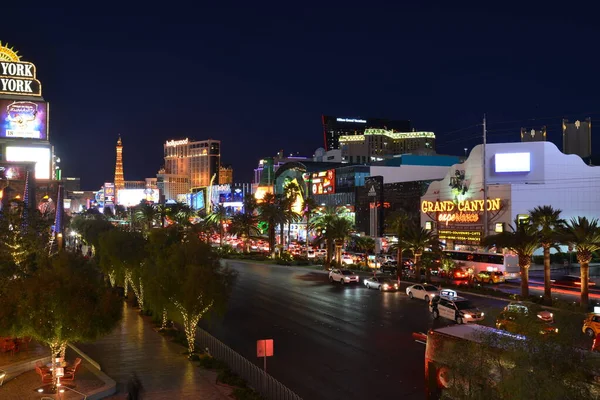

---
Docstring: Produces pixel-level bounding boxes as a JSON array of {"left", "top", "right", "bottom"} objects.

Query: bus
[
  {"left": 423, "top": 324, "right": 600, "bottom": 400},
  {"left": 443, "top": 250, "right": 519, "bottom": 280}
]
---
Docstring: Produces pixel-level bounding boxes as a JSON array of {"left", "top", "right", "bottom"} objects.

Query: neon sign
[
  {"left": 166, "top": 138, "right": 189, "bottom": 147},
  {"left": 438, "top": 212, "right": 480, "bottom": 226},
  {"left": 0, "top": 44, "right": 41, "bottom": 96},
  {"left": 421, "top": 198, "right": 501, "bottom": 213},
  {"left": 336, "top": 118, "right": 367, "bottom": 123}
]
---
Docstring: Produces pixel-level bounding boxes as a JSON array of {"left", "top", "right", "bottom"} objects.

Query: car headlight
[
  {"left": 464, "top": 314, "right": 472, "bottom": 318},
  {"left": 383, "top": 284, "right": 389, "bottom": 289},
  {"left": 550, "top": 313, "right": 553, "bottom": 318},
  {"left": 481, "top": 312, "right": 484, "bottom": 317}
]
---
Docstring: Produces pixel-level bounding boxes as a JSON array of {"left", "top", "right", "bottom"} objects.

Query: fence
[{"left": 196, "top": 328, "right": 303, "bottom": 400}]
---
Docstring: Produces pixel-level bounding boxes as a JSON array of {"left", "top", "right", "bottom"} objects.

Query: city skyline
[{"left": 2, "top": 6, "right": 600, "bottom": 188}]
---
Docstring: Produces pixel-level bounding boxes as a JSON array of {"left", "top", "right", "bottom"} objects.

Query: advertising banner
[
  {"left": 0, "top": 100, "right": 48, "bottom": 139},
  {"left": 104, "top": 183, "right": 115, "bottom": 204},
  {"left": 311, "top": 169, "right": 336, "bottom": 195}
]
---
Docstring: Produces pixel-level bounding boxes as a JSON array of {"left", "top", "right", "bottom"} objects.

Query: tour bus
[
  {"left": 443, "top": 250, "right": 519, "bottom": 280},
  {"left": 423, "top": 324, "right": 600, "bottom": 399}
]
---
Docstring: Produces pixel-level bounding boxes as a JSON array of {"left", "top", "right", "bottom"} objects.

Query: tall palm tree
[
  {"left": 530, "top": 205, "right": 565, "bottom": 305},
  {"left": 281, "top": 182, "right": 301, "bottom": 250},
  {"left": 328, "top": 216, "right": 354, "bottom": 265},
  {"left": 310, "top": 206, "right": 348, "bottom": 266},
  {"left": 165, "top": 202, "right": 193, "bottom": 228},
  {"left": 388, "top": 211, "right": 413, "bottom": 282},
  {"left": 354, "top": 236, "right": 375, "bottom": 268},
  {"left": 258, "top": 193, "right": 286, "bottom": 257},
  {"left": 229, "top": 197, "right": 260, "bottom": 253},
  {"left": 301, "top": 197, "right": 319, "bottom": 255},
  {"left": 205, "top": 204, "right": 228, "bottom": 247},
  {"left": 482, "top": 218, "right": 539, "bottom": 298},
  {"left": 560, "top": 217, "right": 600, "bottom": 310},
  {"left": 403, "top": 225, "right": 442, "bottom": 281}
]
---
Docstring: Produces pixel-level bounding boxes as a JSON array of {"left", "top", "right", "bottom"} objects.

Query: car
[
  {"left": 582, "top": 314, "right": 600, "bottom": 337},
  {"left": 551, "top": 275, "right": 597, "bottom": 288},
  {"left": 406, "top": 284, "right": 440, "bottom": 302},
  {"left": 364, "top": 277, "right": 399, "bottom": 291},
  {"left": 329, "top": 269, "right": 360, "bottom": 285},
  {"left": 474, "top": 270, "right": 506, "bottom": 284},
  {"left": 307, "top": 249, "right": 316, "bottom": 258},
  {"left": 495, "top": 302, "right": 557, "bottom": 335},
  {"left": 429, "top": 295, "right": 484, "bottom": 324},
  {"left": 341, "top": 254, "right": 354, "bottom": 265},
  {"left": 380, "top": 262, "right": 397, "bottom": 275}
]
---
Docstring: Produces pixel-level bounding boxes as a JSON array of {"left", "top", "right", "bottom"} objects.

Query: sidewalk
[{"left": 77, "top": 303, "right": 232, "bottom": 400}]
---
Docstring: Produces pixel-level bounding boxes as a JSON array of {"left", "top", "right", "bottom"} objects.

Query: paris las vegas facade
[{"left": 0, "top": 42, "right": 60, "bottom": 214}]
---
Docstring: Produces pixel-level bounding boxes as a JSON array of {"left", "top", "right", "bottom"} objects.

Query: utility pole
[{"left": 482, "top": 115, "right": 488, "bottom": 238}]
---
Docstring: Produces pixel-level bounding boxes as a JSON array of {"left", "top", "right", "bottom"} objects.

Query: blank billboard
[
  {"left": 6, "top": 146, "right": 51, "bottom": 179},
  {"left": 494, "top": 152, "right": 531, "bottom": 173}
]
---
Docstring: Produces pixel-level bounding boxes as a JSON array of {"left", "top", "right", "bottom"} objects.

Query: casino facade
[
  {"left": 420, "top": 141, "right": 600, "bottom": 251},
  {"left": 0, "top": 42, "right": 58, "bottom": 211}
]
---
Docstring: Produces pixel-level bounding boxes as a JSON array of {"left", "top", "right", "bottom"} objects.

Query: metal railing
[{"left": 196, "top": 328, "right": 303, "bottom": 400}]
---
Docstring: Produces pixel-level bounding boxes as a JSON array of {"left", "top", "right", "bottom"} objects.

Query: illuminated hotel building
[
  {"left": 158, "top": 138, "right": 220, "bottom": 201},
  {"left": 322, "top": 115, "right": 411, "bottom": 151},
  {"left": 339, "top": 128, "right": 436, "bottom": 164}
]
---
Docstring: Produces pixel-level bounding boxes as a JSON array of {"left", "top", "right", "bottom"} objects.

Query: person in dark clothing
[{"left": 127, "top": 372, "right": 143, "bottom": 399}]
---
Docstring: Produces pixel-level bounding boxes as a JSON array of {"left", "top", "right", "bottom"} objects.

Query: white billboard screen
[
  {"left": 494, "top": 152, "right": 531, "bottom": 173},
  {"left": 5, "top": 146, "right": 51, "bottom": 179},
  {"left": 117, "top": 188, "right": 160, "bottom": 207}
]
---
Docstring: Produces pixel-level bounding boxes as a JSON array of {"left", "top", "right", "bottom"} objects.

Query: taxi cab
[
  {"left": 474, "top": 270, "right": 506, "bottom": 284},
  {"left": 583, "top": 313, "right": 600, "bottom": 337}
]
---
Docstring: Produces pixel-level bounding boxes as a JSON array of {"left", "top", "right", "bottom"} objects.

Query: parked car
[
  {"left": 364, "top": 277, "right": 399, "bottom": 291},
  {"left": 495, "top": 302, "right": 556, "bottom": 335},
  {"left": 406, "top": 284, "right": 440, "bottom": 302},
  {"left": 329, "top": 269, "right": 360, "bottom": 285},
  {"left": 473, "top": 270, "right": 506, "bottom": 284},
  {"left": 552, "top": 275, "right": 596, "bottom": 288},
  {"left": 583, "top": 313, "right": 600, "bottom": 337},
  {"left": 429, "top": 295, "right": 484, "bottom": 324}
]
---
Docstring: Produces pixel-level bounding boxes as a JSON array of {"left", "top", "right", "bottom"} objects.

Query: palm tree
[
  {"left": 301, "top": 197, "right": 319, "bottom": 255},
  {"left": 205, "top": 204, "right": 228, "bottom": 247},
  {"left": 281, "top": 182, "right": 302, "bottom": 250},
  {"left": 258, "top": 193, "right": 286, "bottom": 258},
  {"left": 560, "top": 217, "right": 600, "bottom": 310},
  {"left": 135, "top": 201, "right": 158, "bottom": 233},
  {"left": 354, "top": 236, "right": 375, "bottom": 268},
  {"left": 530, "top": 206, "right": 565, "bottom": 305},
  {"left": 310, "top": 206, "right": 348, "bottom": 266},
  {"left": 403, "top": 225, "right": 442, "bottom": 281},
  {"left": 388, "top": 211, "right": 413, "bottom": 282},
  {"left": 229, "top": 197, "right": 260, "bottom": 253},
  {"left": 165, "top": 202, "right": 193, "bottom": 228},
  {"left": 482, "top": 218, "right": 539, "bottom": 298},
  {"left": 328, "top": 216, "right": 354, "bottom": 265}
]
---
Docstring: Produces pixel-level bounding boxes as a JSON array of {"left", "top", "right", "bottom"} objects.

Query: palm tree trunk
[
  {"left": 543, "top": 245, "right": 552, "bottom": 305},
  {"left": 396, "top": 246, "right": 402, "bottom": 283},
  {"left": 279, "top": 222, "right": 285, "bottom": 251},
  {"left": 219, "top": 216, "right": 224, "bottom": 247},
  {"left": 520, "top": 265, "right": 530, "bottom": 298},
  {"left": 335, "top": 241, "right": 343, "bottom": 265},
  {"left": 415, "top": 253, "right": 422, "bottom": 281},
  {"left": 326, "top": 238, "right": 333, "bottom": 267},
  {"left": 269, "top": 225, "right": 276, "bottom": 258},
  {"left": 581, "top": 261, "right": 590, "bottom": 310}
]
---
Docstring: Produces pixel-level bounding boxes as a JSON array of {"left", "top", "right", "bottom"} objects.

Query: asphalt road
[{"left": 199, "top": 261, "right": 508, "bottom": 400}]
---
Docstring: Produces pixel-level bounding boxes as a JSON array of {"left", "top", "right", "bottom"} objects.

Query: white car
[
  {"left": 329, "top": 269, "right": 360, "bottom": 285},
  {"left": 406, "top": 284, "right": 440, "bottom": 302},
  {"left": 341, "top": 254, "right": 354, "bottom": 265},
  {"left": 364, "top": 277, "right": 399, "bottom": 291}
]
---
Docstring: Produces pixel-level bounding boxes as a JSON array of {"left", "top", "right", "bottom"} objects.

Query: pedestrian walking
[{"left": 127, "top": 372, "right": 143, "bottom": 400}]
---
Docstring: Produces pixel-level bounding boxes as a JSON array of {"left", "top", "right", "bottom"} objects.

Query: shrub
[
  {"left": 217, "top": 368, "right": 247, "bottom": 388},
  {"left": 198, "top": 355, "right": 228, "bottom": 370},
  {"left": 275, "top": 251, "right": 294, "bottom": 265},
  {"left": 233, "top": 387, "right": 263, "bottom": 400}
]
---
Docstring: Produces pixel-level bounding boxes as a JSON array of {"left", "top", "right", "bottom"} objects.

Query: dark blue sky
[{"left": 2, "top": 5, "right": 599, "bottom": 189}]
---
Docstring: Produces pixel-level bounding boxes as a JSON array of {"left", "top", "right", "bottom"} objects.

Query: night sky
[{"left": 2, "top": 6, "right": 599, "bottom": 189}]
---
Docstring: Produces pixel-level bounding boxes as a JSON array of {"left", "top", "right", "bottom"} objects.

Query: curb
[
  {"left": 224, "top": 259, "right": 329, "bottom": 274},
  {"left": 68, "top": 343, "right": 116, "bottom": 400}
]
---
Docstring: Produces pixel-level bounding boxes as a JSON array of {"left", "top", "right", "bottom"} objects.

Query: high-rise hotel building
[{"left": 157, "top": 138, "right": 220, "bottom": 201}]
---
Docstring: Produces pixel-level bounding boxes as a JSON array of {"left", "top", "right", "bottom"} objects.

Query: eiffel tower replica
[{"left": 114, "top": 136, "right": 125, "bottom": 200}]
